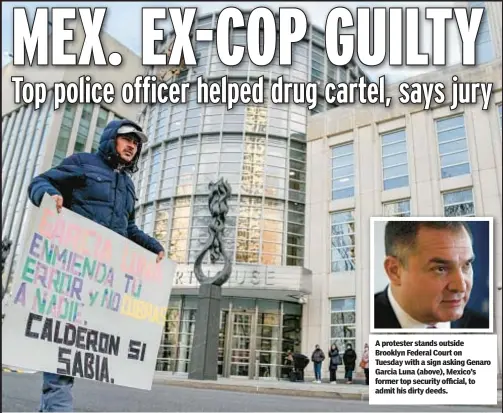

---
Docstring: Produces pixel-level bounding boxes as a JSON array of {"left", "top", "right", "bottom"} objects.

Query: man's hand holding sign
[
  {"left": 49, "top": 194, "right": 164, "bottom": 264},
  {"left": 2, "top": 120, "right": 176, "bottom": 412}
]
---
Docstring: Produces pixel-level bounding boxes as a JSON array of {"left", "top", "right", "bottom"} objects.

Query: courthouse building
[
  {"left": 304, "top": 2, "right": 502, "bottom": 378},
  {"left": 132, "top": 10, "right": 367, "bottom": 379}
]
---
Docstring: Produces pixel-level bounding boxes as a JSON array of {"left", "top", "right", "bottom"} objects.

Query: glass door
[
  {"left": 229, "top": 312, "right": 254, "bottom": 377},
  {"left": 256, "top": 313, "right": 281, "bottom": 379}
]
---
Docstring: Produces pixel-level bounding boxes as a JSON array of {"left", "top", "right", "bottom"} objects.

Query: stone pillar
[{"left": 188, "top": 284, "right": 222, "bottom": 380}]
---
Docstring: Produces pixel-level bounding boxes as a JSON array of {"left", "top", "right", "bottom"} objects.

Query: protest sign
[{"left": 2, "top": 194, "right": 176, "bottom": 390}]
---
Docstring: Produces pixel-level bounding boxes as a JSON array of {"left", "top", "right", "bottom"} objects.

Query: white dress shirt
[{"left": 387, "top": 287, "right": 451, "bottom": 329}]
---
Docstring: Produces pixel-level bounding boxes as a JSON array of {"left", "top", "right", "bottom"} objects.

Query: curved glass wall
[
  {"left": 132, "top": 11, "right": 367, "bottom": 377},
  {"left": 133, "top": 13, "right": 367, "bottom": 268}
]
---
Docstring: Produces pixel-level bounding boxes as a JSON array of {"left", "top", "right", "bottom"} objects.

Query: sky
[{"left": 2, "top": 1, "right": 461, "bottom": 84}]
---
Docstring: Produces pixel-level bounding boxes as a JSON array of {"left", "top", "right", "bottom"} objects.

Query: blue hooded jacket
[{"left": 28, "top": 119, "right": 164, "bottom": 254}]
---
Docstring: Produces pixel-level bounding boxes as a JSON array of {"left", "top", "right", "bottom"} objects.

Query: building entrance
[
  {"left": 219, "top": 303, "right": 299, "bottom": 379},
  {"left": 226, "top": 312, "right": 254, "bottom": 377},
  {"left": 157, "top": 296, "right": 302, "bottom": 380}
]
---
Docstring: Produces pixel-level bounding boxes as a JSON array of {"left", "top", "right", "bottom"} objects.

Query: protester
[
  {"left": 28, "top": 119, "right": 165, "bottom": 412},
  {"left": 328, "top": 344, "right": 341, "bottom": 384},
  {"left": 311, "top": 344, "right": 325, "bottom": 383},
  {"left": 285, "top": 350, "right": 294, "bottom": 380},
  {"left": 342, "top": 343, "right": 357, "bottom": 384},
  {"left": 361, "top": 343, "right": 369, "bottom": 385},
  {"left": 291, "top": 352, "right": 310, "bottom": 382}
]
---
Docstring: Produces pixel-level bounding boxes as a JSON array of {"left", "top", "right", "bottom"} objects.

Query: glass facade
[
  {"left": 1, "top": 92, "right": 54, "bottom": 288},
  {"left": 75, "top": 103, "right": 93, "bottom": 153},
  {"left": 132, "top": 12, "right": 367, "bottom": 375},
  {"left": 92, "top": 107, "right": 110, "bottom": 153},
  {"left": 52, "top": 103, "right": 115, "bottom": 167},
  {"left": 134, "top": 15, "right": 366, "bottom": 269},
  {"left": 52, "top": 103, "right": 77, "bottom": 166},
  {"left": 156, "top": 296, "right": 302, "bottom": 379}
]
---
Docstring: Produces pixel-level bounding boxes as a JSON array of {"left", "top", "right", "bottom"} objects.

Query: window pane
[
  {"left": 382, "top": 141, "right": 406, "bottom": 156},
  {"left": 443, "top": 189, "right": 475, "bottom": 217},
  {"left": 441, "top": 163, "right": 470, "bottom": 179},
  {"left": 330, "top": 211, "right": 355, "bottom": 272},
  {"left": 383, "top": 199, "right": 411, "bottom": 217},
  {"left": 381, "top": 129, "right": 408, "bottom": 190},
  {"left": 331, "top": 143, "right": 354, "bottom": 200},
  {"left": 383, "top": 163, "right": 409, "bottom": 179},
  {"left": 438, "top": 139, "right": 468, "bottom": 154},
  {"left": 330, "top": 298, "right": 356, "bottom": 353},
  {"left": 437, "top": 127, "right": 465, "bottom": 143},
  {"left": 440, "top": 151, "right": 469, "bottom": 168},
  {"left": 436, "top": 116, "right": 470, "bottom": 179},
  {"left": 383, "top": 176, "right": 409, "bottom": 191},
  {"left": 436, "top": 115, "right": 464, "bottom": 132},
  {"left": 382, "top": 130, "right": 406, "bottom": 145},
  {"left": 382, "top": 152, "right": 408, "bottom": 168}
]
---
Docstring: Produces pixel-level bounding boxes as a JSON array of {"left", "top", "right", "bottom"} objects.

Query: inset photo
[{"left": 370, "top": 217, "right": 493, "bottom": 333}]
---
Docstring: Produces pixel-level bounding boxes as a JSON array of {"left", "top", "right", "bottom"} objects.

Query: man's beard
[
  {"left": 116, "top": 154, "right": 133, "bottom": 169},
  {"left": 118, "top": 153, "right": 133, "bottom": 164}
]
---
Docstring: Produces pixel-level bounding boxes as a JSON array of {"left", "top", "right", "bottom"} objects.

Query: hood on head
[{"left": 98, "top": 118, "right": 145, "bottom": 173}]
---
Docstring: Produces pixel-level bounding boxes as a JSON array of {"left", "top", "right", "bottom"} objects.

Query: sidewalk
[
  {"left": 154, "top": 372, "right": 369, "bottom": 400},
  {"left": 153, "top": 372, "right": 503, "bottom": 407}
]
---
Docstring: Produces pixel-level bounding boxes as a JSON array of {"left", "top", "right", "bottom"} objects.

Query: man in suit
[{"left": 374, "top": 221, "right": 489, "bottom": 330}]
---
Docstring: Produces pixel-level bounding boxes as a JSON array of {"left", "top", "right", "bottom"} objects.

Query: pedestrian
[
  {"left": 28, "top": 119, "right": 165, "bottom": 412},
  {"left": 328, "top": 344, "right": 341, "bottom": 383},
  {"left": 342, "top": 343, "right": 357, "bottom": 384},
  {"left": 285, "top": 350, "right": 294, "bottom": 381},
  {"left": 310, "top": 344, "right": 325, "bottom": 383},
  {"left": 361, "top": 343, "right": 370, "bottom": 385}
]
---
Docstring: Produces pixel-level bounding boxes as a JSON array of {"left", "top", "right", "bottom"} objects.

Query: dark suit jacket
[{"left": 374, "top": 287, "right": 489, "bottom": 329}]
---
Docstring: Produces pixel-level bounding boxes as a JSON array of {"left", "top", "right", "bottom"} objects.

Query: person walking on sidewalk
[
  {"left": 28, "top": 119, "right": 165, "bottom": 412},
  {"left": 361, "top": 343, "right": 370, "bottom": 385},
  {"left": 328, "top": 344, "right": 341, "bottom": 384},
  {"left": 311, "top": 344, "right": 325, "bottom": 383},
  {"left": 343, "top": 343, "right": 357, "bottom": 384}
]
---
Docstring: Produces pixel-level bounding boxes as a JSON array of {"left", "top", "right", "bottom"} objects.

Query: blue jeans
[
  {"left": 313, "top": 362, "right": 322, "bottom": 381},
  {"left": 40, "top": 373, "right": 74, "bottom": 412}
]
